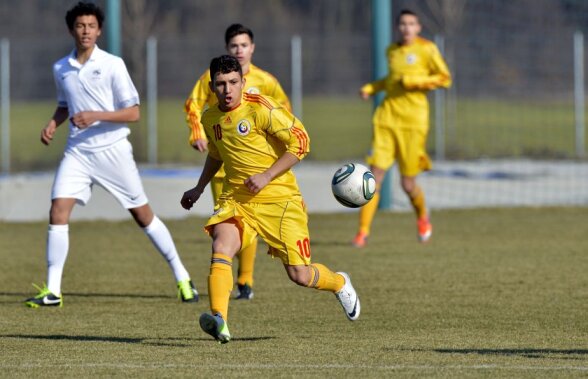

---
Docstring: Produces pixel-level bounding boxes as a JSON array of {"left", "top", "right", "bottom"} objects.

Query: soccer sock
[
  {"left": 358, "top": 192, "right": 380, "bottom": 235},
  {"left": 408, "top": 186, "right": 428, "bottom": 219},
  {"left": 236, "top": 239, "right": 257, "bottom": 287},
  {"left": 46, "top": 224, "right": 69, "bottom": 296},
  {"left": 142, "top": 215, "right": 190, "bottom": 282},
  {"left": 306, "top": 263, "right": 345, "bottom": 292},
  {"left": 209, "top": 253, "right": 233, "bottom": 320}
]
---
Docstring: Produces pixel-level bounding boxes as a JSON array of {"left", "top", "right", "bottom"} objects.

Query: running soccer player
[
  {"left": 25, "top": 1, "right": 198, "bottom": 308},
  {"left": 353, "top": 9, "right": 452, "bottom": 247},
  {"left": 181, "top": 55, "right": 359, "bottom": 343},
  {"left": 184, "top": 23, "right": 291, "bottom": 300}
]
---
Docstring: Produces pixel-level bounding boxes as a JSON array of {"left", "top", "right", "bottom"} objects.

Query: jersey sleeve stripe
[
  {"left": 244, "top": 93, "right": 274, "bottom": 110},
  {"left": 291, "top": 127, "right": 308, "bottom": 157}
]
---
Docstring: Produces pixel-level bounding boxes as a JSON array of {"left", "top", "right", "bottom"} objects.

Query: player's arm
[
  {"left": 185, "top": 71, "right": 212, "bottom": 152},
  {"left": 402, "top": 45, "right": 452, "bottom": 91},
  {"left": 359, "top": 79, "right": 386, "bottom": 99},
  {"left": 245, "top": 104, "right": 310, "bottom": 193},
  {"left": 181, "top": 154, "right": 223, "bottom": 210},
  {"left": 40, "top": 106, "right": 69, "bottom": 146},
  {"left": 70, "top": 105, "right": 140, "bottom": 129}
]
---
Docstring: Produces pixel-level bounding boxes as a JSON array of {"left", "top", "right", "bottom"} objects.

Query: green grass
[
  {"left": 7, "top": 97, "right": 586, "bottom": 172},
  {"left": 2, "top": 207, "right": 588, "bottom": 377}
]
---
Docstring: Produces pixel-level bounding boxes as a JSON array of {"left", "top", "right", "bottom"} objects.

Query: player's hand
[
  {"left": 359, "top": 90, "right": 370, "bottom": 100},
  {"left": 181, "top": 187, "right": 202, "bottom": 210},
  {"left": 191, "top": 138, "right": 208, "bottom": 152},
  {"left": 71, "top": 111, "right": 98, "bottom": 129},
  {"left": 40, "top": 124, "right": 57, "bottom": 145},
  {"left": 244, "top": 172, "right": 271, "bottom": 194}
]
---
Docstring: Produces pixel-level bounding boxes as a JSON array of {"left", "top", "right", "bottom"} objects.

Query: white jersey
[{"left": 53, "top": 45, "right": 140, "bottom": 153}]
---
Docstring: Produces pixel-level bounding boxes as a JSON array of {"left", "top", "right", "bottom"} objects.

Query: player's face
[
  {"left": 70, "top": 15, "right": 101, "bottom": 51},
  {"left": 211, "top": 71, "right": 244, "bottom": 111},
  {"left": 398, "top": 14, "right": 421, "bottom": 44},
  {"left": 226, "top": 34, "right": 255, "bottom": 68}
]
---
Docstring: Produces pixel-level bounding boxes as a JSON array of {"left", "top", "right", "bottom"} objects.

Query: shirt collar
[{"left": 68, "top": 45, "right": 105, "bottom": 68}]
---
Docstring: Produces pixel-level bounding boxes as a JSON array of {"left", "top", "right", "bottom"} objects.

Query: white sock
[
  {"left": 46, "top": 224, "right": 69, "bottom": 296},
  {"left": 143, "top": 215, "right": 190, "bottom": 282}
]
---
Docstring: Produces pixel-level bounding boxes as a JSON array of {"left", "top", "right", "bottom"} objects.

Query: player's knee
[
  {"left": 401, "top": 177, "right": 416, "bottom": 194},
  {"left": 211, "top": 239, "right": 240, "bottom": 256}
]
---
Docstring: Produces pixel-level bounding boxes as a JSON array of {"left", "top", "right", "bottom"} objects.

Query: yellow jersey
[
  {"left": 201, "top": 93, "right": 308, "bottom": 203},
  {"left": 361, "top": 37, "right": 451, "bottom": 129},
  {"left": 185, "top": 63, "right": 291, "bottom": 145}
]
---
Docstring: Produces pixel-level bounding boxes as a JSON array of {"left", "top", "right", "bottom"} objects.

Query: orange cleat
[
  {"left": 352, "top": 231, "right": 368, "bottom": 248},
  {"left": 417, "top": 217, "right": 432, "bottom": 243}
]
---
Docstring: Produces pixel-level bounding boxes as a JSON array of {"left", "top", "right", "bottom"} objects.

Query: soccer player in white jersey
[{"left": 25, "top": 1, "right": 199, "bottom": 307}]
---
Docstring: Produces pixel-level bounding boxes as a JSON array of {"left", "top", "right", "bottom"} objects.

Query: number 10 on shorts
[{"left": 296, "top": 237, "right": 311, "bottom": 258}]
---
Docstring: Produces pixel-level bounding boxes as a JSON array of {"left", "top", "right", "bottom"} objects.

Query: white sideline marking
[{"left": 3, "top": 363, "right": 588, "bottom": 371}]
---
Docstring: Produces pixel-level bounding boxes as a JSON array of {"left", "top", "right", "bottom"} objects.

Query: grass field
[
  {"left": 6, "top": 97, "right": 586, "bottom": 172},
  {"left": 2, "top": 207, "right": 588, "bottom": 377}
]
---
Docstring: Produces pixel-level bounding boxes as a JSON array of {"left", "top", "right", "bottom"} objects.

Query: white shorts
[{"left": 51, "top": 139, "right": 148, "bottom": 209}]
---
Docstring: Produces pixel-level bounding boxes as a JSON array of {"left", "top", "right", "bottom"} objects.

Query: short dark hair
[
  {"left": 224, "top": 23, "right": 254, "bottom": 45},
  {"left": 210, "top": 55, "right": 243, "bottom": 82},
  {"left": 66, "top": 2, "right": 105, "bottom": 30},
  {"left": 396, "top": 9, "right": 418, "bottom": 24}
]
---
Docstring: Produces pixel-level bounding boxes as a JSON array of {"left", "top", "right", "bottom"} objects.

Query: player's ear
[{"left": 250, "top": 43, "right": 255, "bottom": 55}]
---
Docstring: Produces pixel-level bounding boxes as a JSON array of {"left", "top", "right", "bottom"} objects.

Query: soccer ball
[{"left": 331, "top": 163, "right": 376, "bottom": 208}]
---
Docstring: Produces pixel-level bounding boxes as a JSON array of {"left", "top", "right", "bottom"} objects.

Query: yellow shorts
[
  {"left": 204, "top": 197, "right": 311, "bottom": 266},
  {"left": 366, "top": 124, "right": 432, "bottom": 177}
]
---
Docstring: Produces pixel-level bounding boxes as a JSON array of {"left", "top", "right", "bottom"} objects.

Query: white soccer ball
[{"left": 331, "top": 163, "right": 377, "bottom": 208}]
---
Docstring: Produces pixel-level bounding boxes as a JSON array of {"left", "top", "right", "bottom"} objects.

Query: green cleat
[
  {"left": 24, "top": 283, "right": 62, "bottom": 308},
  {"left": 177, "top": 279, "right": 199, "bottom": 303},
  {"left": 199, "top": 313, "right": 231, "bottom": 344}
]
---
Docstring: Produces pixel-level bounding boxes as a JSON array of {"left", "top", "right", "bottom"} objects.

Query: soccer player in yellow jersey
[
  {"left": 181, "top": 55, "right": 359, "bottom": 343},
  {"left": 353, "top": 9, "right": 452, "bottom": 247},
  {"left": 184, "top": 24, "right": 291, "bottom": 300}
]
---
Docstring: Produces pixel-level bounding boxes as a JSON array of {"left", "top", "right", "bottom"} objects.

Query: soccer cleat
[
  {"left": 24, "top": 283, "right": 62, "bottom": 308},
  {"left": 199, "top": 313, "right": 231, "bottom": 344},
  {"left": 235, "top": 283, "right": 254, "bottom": 300},
  {"left": 417, "top": 217, "right": 433, "bottom": 243},
  {"left": 352, "top": 231, "right": 368, "bottom": 248},
  {"left": 177, "top": 279, "right": 199, "bottom": 303},
  {"left": 334, "top": 272, "right": 360, "bottom": 321}
]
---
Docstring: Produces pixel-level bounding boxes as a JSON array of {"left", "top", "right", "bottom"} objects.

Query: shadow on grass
[
  {"left": 0, "top": 292, "right": 208, "bottom": 301},
  {"left": 1, "top": 334, "right": 275, "bottom": 346},
  {"left": 432, "top": 348, "right": 588, "bottom": 360}
]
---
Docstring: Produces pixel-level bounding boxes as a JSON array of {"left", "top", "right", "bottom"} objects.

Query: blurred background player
[
  {"left": 181, "top": 55, "right": 359, "bottom": 343},
  {"left": 353, "top": 9, "right": 452, "bottom": 248},
  {"left": 25, "top": 1, "right": 198, "bottom": 308},
  {"left": 184, "top": 23, "right": 291, "bottom": 300}
]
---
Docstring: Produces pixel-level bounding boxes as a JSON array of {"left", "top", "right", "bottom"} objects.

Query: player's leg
[
  {"left": 128, "top": 203, "right": 198, "bottom": 302},
  {"left": 398, "top": 129, "right": 432, "bottom": 243},
  {"left": 284, "top": 264, "right": 360, "bottom": 321},
  {"left": 97, "top": 139, "right": 197, "bottom": 301},
  {"left": 25, "top": 197, "right": 76, "bottom": 308},
  {"left": 354, "top": 119, "right": 395, "bottom": 247},
  {"left": 200, "top": 217, "right": 244, "bottom": 343},
  {"left": 26, "top": 151, "right": 91, "bottom": 308},
  {"left": 259, "top": 199, "right": 360, "bottom": 321},
  {"left": 235, "top": 241, "right": 256, "bottom": 300},
  {"left": 354, "top": 165, "right": 386, "bottom": 247},
  {"left": 209, "top": 173, "right": 255, "bottom": 300}
]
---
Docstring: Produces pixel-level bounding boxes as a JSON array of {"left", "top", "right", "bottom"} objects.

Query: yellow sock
[
  {"left": 208, "top": 253, "right": 233, "bottom": 320},
  {"left": 237, "top": 239, "right": 257, "bottom": 287},
  {"left": 409, "top": 186, "right": 428, "bottom": 219},
  {"left": 358, "top": 192, "right": 380, "bottom": 235},
  {"left": 307, "top": 263, "right": 345, "bottom": 292}
]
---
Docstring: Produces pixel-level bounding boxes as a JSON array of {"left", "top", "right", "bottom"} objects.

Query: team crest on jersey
[
  {"left": 406, "top": 54, "right": 417, "bottom": 64},
  {"left": 236, "top": 119, "right": 251, "bottom": 136},
  {"left": 246, "top": 87, "right": 260, "bottom": 94}
]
